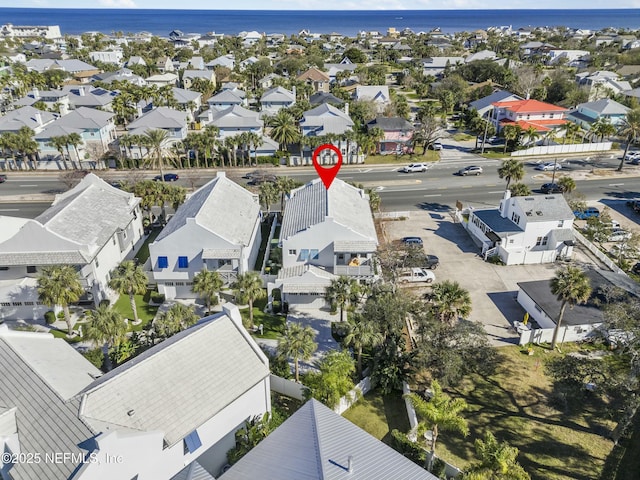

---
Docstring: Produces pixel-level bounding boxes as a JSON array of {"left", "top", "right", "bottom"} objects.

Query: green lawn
[
  {"left": 452, "top": 132, "right": 475, "bottom": 142},
  {"left": 239, "top": 297, "right": 285, "bottom": 340},
  {"left": 343, "top": 390, "right": 412, "bottom": 446},
  {"left": 49, "top": 328, "right": 82, "bottom": 343},
  {"left": 113, "top": 290, "right": 159, "bottom": 331},
  {"left": 434, "top": 345, "right": 614, "bottom": 480},
  {"left": 135, "top": 228, "right": 161, "bottom": 265}
]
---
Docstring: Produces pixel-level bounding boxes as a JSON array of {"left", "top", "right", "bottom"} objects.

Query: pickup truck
[{"left": 398, "top": 268, "right": 436, "bottom": 284}]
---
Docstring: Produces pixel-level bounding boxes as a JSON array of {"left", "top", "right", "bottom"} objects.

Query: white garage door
[{"left": 285, "top": 293, "right": 327, "bottom": 309}]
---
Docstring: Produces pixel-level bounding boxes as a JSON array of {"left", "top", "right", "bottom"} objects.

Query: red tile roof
[
  {"left": 492, "top": 99, "right": 568, "bottom": 113},
  {"left": 499, "top": 118, "right": 568, "bottom": 132}
]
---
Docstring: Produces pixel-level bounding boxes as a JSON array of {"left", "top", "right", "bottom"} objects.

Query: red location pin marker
[{"left": 312, "top": 144, "right": 343, "bottom": 190}]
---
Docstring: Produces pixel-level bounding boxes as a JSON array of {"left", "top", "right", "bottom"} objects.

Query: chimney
[
  {"left": 344, "top": 102, "right": 349, "bottom": 116},
  {"left": 32, "top": 87, "right": 39, "bottom": 99},
  {"left": 347, "top": 456, "right": 353, "bottom": 473},
  {"left": 499, "top": 189, "right": 512, "bottom": 217},
  {"left": 292, "top": 85, "right": 297, "bottom": 101},
  {"left": 34, "top": 112, "right": 42, "bottom": 126}
]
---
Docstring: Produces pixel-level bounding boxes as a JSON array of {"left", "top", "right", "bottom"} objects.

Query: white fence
[
  {"left": 510, "top": 141, "right": 612, "bottom": 157},
  {"left": 334, "top": 376, "right": 372, "bottom": 415},
  {"left": 573, "top": 228, "right": 626, "bottom": 275},
  {"left": 269, "top": 374, "right": 306, "bottom": 401}
]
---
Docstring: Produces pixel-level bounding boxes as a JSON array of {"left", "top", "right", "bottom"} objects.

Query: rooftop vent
[
  {"left": 127, "top": 410, "right": 135, "bottom": 417},
  {"left": 526, "top": 211, "right": 532, "bottom": 216},
  {"left": 524, "top": 197, "right": 534, "bottom": 201},
  {"left": 536, "top": 211, "right": 543, "bottom": 216}
]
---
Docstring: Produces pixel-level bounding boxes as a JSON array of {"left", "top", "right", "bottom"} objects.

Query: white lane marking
[
  {"left": 609, "top": 183, "right": 624, "bottom": 186},
  {"left": 0, "top": 208, "right": 20, "bottom": 211},
  {"left": 488, "top": 191, "right": 505, "bottom": 194},
  {"left": 360, "top": 168, "right": 372, "bottom": 173},
  {"left": 20, "top": 184, "right": 38, "bottom": 187},
  {"left": 423, "top": 194, "right": 442, "bottom": 197},
  {"left": 375, "top": 186, "right": 384, "bottom": 191},
  {"left": 342, "top": 176, "right": 354, "bottom": 179}
]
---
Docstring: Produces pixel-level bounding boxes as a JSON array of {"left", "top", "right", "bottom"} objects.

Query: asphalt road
[{"left": 1, "top": 152, "right": 639, "bottom": 218}]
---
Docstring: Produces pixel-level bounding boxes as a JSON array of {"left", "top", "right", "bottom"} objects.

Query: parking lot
[{"left": 381, "top": 210, "right": 584, "bottom": 346}]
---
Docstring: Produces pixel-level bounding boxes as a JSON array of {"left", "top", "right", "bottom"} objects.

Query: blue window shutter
[
  {"left": 158, "top": 256, "right": 168, "bottom": 269},
  {"left": 184, "top": 430, "right": 202, "bottom": 454},
  {"left": 178, "top": 256, "right": 189, "bottom": 268}
]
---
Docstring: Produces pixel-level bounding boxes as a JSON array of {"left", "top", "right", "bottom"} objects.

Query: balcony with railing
[{"left": 334, "top": 254, "right": 375, "bottom": 277}]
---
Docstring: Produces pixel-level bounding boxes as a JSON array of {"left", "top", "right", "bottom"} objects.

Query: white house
[
  {"left": 0, "top": 105, "right": 57, "bottom": 135},
  {"left": 206, "top": 88, "right": 246, "bottom": 112},
  {"left": 516, "top": 268, "right": 639, "bottom": 345},
  {"left": 260, "top": 86, "right": 295, "bottom": 116},
  {"left": 270, "top": 178, "right": 378, "bottom": 308},
  {"left": 149, "top": 172, "right": 262, "bottom": 299},
  {"left": 546, "top": 49, "right": 590, "bottom": 67},
  {"left": 0, "top": 174, "right": 143, "bottom": 320},
  {"left": 354, "top": 85, "right": 390, "bottom": 112},
  {"left": 466, "top": 190, "right": 575, "bottom": 265},
  {"left": 420, "top": 56, "right": 464, "bottom": 77},
  {"left": 201, "top": 105, "right": 263, "bottom": 139},
  {"left": 574, "top": 70, "right": 632, "bottom": 100},
  {"left": 0, "top": 303, "right": 271, "bottom": 480},
  {"left": 220, "top": 399, "right": 438, "bottom": 480},
  {"left": 300, "top": 103, "right": 354, "bottom": 138},
  {"left": 127, "top": 106, "right": 188, "bottom": 141},
  {"left": 89, "top": 49, "right": 124, "bottom": 64}
]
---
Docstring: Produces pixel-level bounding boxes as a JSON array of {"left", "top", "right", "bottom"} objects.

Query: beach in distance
[{"left": 0, "top": 8, "right": 638, "bottom": 36}]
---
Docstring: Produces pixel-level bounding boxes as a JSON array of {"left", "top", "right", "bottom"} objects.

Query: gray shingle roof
[
  {"left": 219, "top": 399, "right": 438, "bottom": 480},
  {"left": 55, "top": 106, "right": 115, "bottom": 129},
  {"left": 127, "top": 106, "right": 187, "bottom": 131},
  {"left": 513, "top": 194, "right": 574, "bottom": 222},
  {"left": 300, "top": 104, "right": 353, "bottom": 135},
  {"left": 0, "top": 328, "right": 99, "bottom": 480},
  {"left": 367, "top": 116, "right": 414, "bottom": 132},
  {"left": 576, "top": 98, "right": 630, "bottom": 116},
  {"left": 472, "top": 209, "right": 523, "bottom": 235},
  {"left": 469, "top": 90, "right": 523, "bottom": 114},
  {"left": 172, "top": 87, "right": 201, "bottom": 104},
  {"left": 281, "top": 179, "right": 377, "bottom": 243},
  {"left": 208, "top": 89, "right": 245, "bottom": 104},
  {"left": 79, "top": 308, "right": 269, "bottom": 447},
  {"left": 0, "top": 106, "right": 57, "bottom": 133},
  {"left": 260, "top": 86, "right": 295, "bottom": 103},
  {"left": 36, "top": 173, "right": 139, "bottom": 250},
  {"left": 155, "top": 173, "right": 260, "bottom": 246},
  {"left": 208, "top": 105, "right": 262, "bottom": 129}
]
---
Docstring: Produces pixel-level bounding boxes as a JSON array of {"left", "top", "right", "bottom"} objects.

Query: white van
[{"left": 398, "top": 268, "right": 436, "bottom": 284}]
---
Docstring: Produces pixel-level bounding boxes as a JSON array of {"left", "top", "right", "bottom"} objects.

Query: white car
[
  {"left": 624, "top": 151, "right": 640, "bottom": 161},
  {"left": 535, "top": 162, "right": 562, "bottom": 171},
  {"left": 400, "top": 163, "right": 429, "bottom": 173},
  {"left": 607, "top": 229, "right": 632, "bottom": 242},
  {"left": 433, "top": 141, "right": 443, "bottom": 151}
]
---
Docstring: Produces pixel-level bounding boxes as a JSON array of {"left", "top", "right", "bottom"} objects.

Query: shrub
[
  {"left": 83, "top": 348, "right": 104, "bottom": 370},
  {"left": 391, "top": 429, "right": 427, "bottom": 465},
  {"left": 430, "top": 457, "right": 447, "bottom": 477},
  {"left": 151, "top": 292, "right": 165, "bottom": 304},
  {"left": 99, "top": 299, "right": 110, "bottom": 308},
  {"left": 44, "top": 310, "right": 56, "bottom": 324},
  {"left": 486, "top": 254, "right": 505, "bottom": 265},
  {"left": 57, "top": 310, "right": 66, "bottom": 320}
]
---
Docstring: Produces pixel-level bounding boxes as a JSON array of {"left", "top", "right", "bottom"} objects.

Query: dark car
[
  {"left": 402, "top": 236, "right": 423, "bottom": 246},
  {"left": 248, "top": 174, "right": 277, "bottom": 185},
  {"left": 423, "top": 254, "right": 439, "bottom": 269},
  {"left": 0, "top": 174, "right": 6, "bottom": 183},
  {"left": 154, "top": 173, "right": 180, "bottom": 182},
  {"left": 540, "top": 183, "right": 564, "bottom": 194}
]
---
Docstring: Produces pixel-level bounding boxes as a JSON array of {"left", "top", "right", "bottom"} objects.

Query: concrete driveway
[
  {"left": 285, "top": 308, "right": 340, "bottom": 374},
  {"left": 381, "top": 209, "right": 581, "bottom": 346}
]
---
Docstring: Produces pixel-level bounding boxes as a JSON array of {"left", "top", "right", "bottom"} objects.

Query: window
[
  {"left": 0, "top": 302, "right": 10, "bottom": 307},
  {"left": 299, "top": 249, "right": 309, "bottom": 260},
  {"left": 557, "top": 220, "right": 563, "bottom": 227},
  {"left": 11, "top": 302, "right": 22, "bottom": 306},
  {"left": 113, "top": 236, "right": 116, "bottom": 245},
  {"left": 158, "top": 256, "right": 169, "bottom": 268},
  {"left": 178, "top": 256, "right": 189, "bottom": 268},
  {"left": 165, "top": 281, "right": 174, "bottom": 286},
  {"left": 95, "top": 257, "right": 99, "bottom": 268},
  {"left": 288, "top": 249, "right": 297, "bottom": 255},
  {"left": 183, "top": 430, "right": 202, "bottom": 455},
  {"left": 175, "top": 282, "right": 185, "bottom": 286},
  {"left": 0, "top": 267, "right": 8, "bottom": 271},
  {"left": 24, "top": 302, "right": 34, "bottom": 306},
  {"left": 511, "top": 213, "right": 520, "bottom": 224},
  {"left": 26, "top": 266, "right": 36, "bottom": 274},
  {"left": 310, "top": 249, "right": 319, "bottom": 260},
  {"left": 542, "top": 236, "right": 548, "bottom": 246},
  {"left": 536, "top": 237, "right": 542, "bottom": 246}
]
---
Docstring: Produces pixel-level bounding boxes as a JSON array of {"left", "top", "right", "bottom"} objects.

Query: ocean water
[{"left": 0, "top": 8, "right": 638, "bottom": 37}]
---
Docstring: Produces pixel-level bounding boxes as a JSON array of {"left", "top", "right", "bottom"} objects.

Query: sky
[{"left": 4, "top": 0, "right": 640, "bottom": 9}]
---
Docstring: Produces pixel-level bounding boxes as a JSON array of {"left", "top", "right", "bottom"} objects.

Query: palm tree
[
  {"left": 464, "top": 431, "right": 530, "bottom": 480},
  {"left": 16, "top": 127, "right": 37, "bottom": 170},
  {"left": 549, "top": 266, "right": 592, "bottom": 350},
  {"left": 325, "top": 276, "right": 359, "bottom": 322},
  {"left": 509, "top": 183, "right": 532, "bottom": 197},
  {"left": 109, "top": 260, "right": 148, "bottom": 325},
  {"left": 557, "top": 176, "right": 576, "bottom": 195},
  {"left": 259, "top": 181, "right": 279, "bottom": 213},
  {"left": 275, "top": 176, "right": 299, "bottom": 212},
  {"left": 192, "top": 268, "right": 224, "bottom": 314},
  {"left": 427, "top": 280, "right": 472, "bottom": 327},
  {"left": 405, "top": 379, "right": 469, "bottom": 471},
  {"left": 501, "top": 124, "right": 521, "bottom": 153},
  {"left": 154, "top": 302, "right": 199, "bottom": 339},
  {"left": 497, "top": 159, "right": 525, "bottom": 190},
  {"left": 268, "top": 109, "right": 300, "bottom": 150},
  {"left": 48, "top": 135, "right": 70, "bottom": 170},
  {"left": 343, "top": 315, "right": 383, "bottom": 377},
  {"left": 231, "top": 272, "right": 266, "bottom": 329},
  {"left": 278, "top": 322, "right": 317, "bottom": 382},
  {"left": 37, "top": 265, "right": 84, "bottom": 334},
  {"left": 523, "top": 126, "right": 540, "bottom": 147},
  {"left": 66, "top": 132, "right": 84, "bottom": 168},
  {"left": 367, "top": 188, "right": 382, "bottom": 212},
  {"left": 142, "top": 129, "right": 171, "bottom": 181},
  {"left": 84, "top": 304, "right": 128, "bottom": 371},
  {"left": 617, "top": 108, "right": 640, "bottom": 171}
]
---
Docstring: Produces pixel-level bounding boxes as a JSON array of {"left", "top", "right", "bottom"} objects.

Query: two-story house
[
  {"left": 260, "top": 86, "right": 295, "bottom": 116},
  {"left": 469, "top": 90, "right": 523, "bottom": 118},
  {"left": 0, "top": 174, "right": 143, "bottom": 321},
  {"left": 420, "top": 56, "right": 464, "bottom": 77},
  {"left": 182, "top": 69, "right": 216, "bottom": 90},
  {"left": 62, "top": 85, "right": 118, "bottom": 111},
  {"left": 206, "top": 87, "right": 246, "bottom": 112},
  {"left": 269, "top": 178, "right": 378, "bottom": 309},
  {"left": 567, "top": 98, "right": 630, "bottom": 131},
  {"left": 491, "top": 99, "right": 568, "bottom": 134},
  {"left": 200, "top": 105, "right": 263, "bottom": 138},
  {"left": 0, "top": 303, "right": 270, "bottom": 480},
  {"left": 149, "top": 172, "right": 262, "bottom": 299},
  {"left": 126, "top": 106, "right": 188, "bottom": 141},
  {"left": 366, "top": 116, "right": 414, "bottom": 154},
  {"left": 296, "top": 67, "right": 330, "bottom": 93},
  {"left": 466, "top": 190, "right": 575, "bottom": 265},
  {"left": 11, "top": 87, "right": 70, "bottom": 114},
  {"left": 575, "top": 70, "right": 632, "bottom": 101}
]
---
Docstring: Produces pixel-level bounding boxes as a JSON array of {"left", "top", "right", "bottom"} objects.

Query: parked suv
[
  {"left": 540, "top": 183, "right": 564, "bottom": 194},
  {"left": 402, "top": 236, "right": 423, "bottom": 246},
  {"left": 400, "top": 163, "right": 429, "bottom": 173}
]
